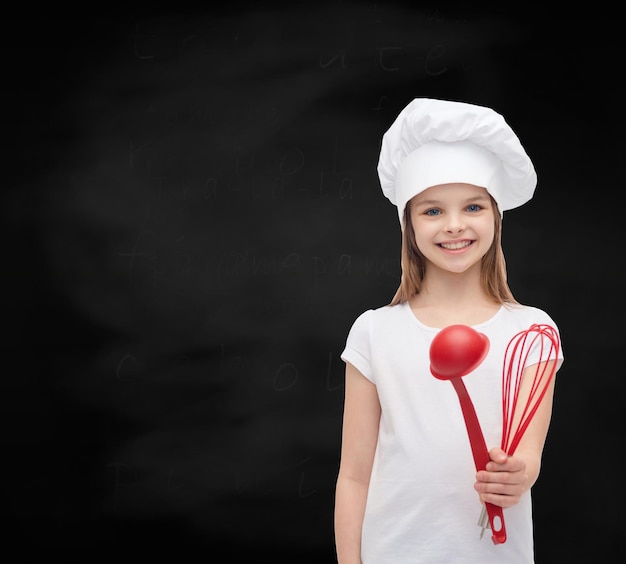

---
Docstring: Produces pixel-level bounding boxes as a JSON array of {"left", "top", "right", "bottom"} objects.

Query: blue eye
[
  {"left": 425, "top": 208, "right": 441, "bottom": 216},
  {"left": 466, "top": 204, "right": 482, "bottom": 212}
]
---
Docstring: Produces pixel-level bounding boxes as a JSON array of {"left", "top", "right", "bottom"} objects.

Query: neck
[
  {"left": 409, "top": 267, "right": 499, "bottom": 327},
  {"left": 420, "top": 267, "right": 486, "bottom": 306}
]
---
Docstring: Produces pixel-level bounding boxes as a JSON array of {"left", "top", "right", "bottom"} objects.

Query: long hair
[{"left": 389, "top": 195, "right": 517, "bottom": 306}]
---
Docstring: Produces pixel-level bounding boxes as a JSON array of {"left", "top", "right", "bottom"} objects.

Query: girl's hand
[{"left": 473, "top": 447, "right": 530, "bottom": 508}]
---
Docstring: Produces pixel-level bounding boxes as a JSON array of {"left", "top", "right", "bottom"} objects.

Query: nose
[{"left": 445, "top": 212, "right": 465, "bottom": 233}]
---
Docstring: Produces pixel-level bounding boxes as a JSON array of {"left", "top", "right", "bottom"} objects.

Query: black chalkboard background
[{"left": 3, "top": 5, "right": 623, "bottom": 561}]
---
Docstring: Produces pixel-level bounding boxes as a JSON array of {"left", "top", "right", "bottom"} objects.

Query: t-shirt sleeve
[
  {"left": 515, "top": 309, "right": 565, "bottom": 372},
  {"left": 340, "top": 309, "right": 375, "bottom": 383}
]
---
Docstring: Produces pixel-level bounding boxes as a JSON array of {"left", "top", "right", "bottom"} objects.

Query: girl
[{"left": 334, "top": 98, "right": 564, "bottom": 563}]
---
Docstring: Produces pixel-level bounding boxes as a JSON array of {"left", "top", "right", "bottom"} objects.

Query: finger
[
  {"left": 476, "top": 469, "right": 523, "bottom": 485},
  {"left": 486, "top": 455, "right": 525, "bottom": 473},
  {"left": 475, "top": 476, "right": 520, "bottom": 492},
  {"left": 488, "top": 447, "right": 509, "bottom": 463},
  {"left": 474, "top": 480, "right": 525, "bottom": 501},
  {"left": 478, "top": 491, "right": 520, "bottom": 509}
]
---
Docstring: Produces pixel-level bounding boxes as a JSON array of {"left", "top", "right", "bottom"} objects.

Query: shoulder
[
  {"left": 348, "top": 303, "right": 406, "bottom": 331},
  {"left": 497, "top": 303, "right": 565, "bottom": 365},
  {"left": 500, "top": 303, "right": 560, "bottom": 327},
  {"left": 502, "top": 304, "right": 554, "bottom": 322},
  {"left": 344, "top": 303, "right": 407, "bottom": 344}
]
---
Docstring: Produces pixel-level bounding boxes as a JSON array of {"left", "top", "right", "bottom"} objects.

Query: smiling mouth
[{"left": 439, "top": 241, "right": 473, "bottom": 250}]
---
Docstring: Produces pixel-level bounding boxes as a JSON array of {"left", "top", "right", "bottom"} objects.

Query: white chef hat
[{"left": 377, "top": 98, "right": 537, "bottom": 223}]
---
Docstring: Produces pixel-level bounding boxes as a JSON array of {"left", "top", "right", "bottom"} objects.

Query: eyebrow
[{"left": 413, "top": 195, "right": 491, "bottom": 207}]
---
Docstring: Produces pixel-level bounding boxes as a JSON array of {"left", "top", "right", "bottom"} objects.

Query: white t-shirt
[{"left": 341, "top": 301, "right": 564, "bottom": 564}]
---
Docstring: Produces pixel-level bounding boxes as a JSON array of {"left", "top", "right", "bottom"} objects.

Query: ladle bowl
[{"left": 430, "top": 324, "right": 490, "bottom": 379}]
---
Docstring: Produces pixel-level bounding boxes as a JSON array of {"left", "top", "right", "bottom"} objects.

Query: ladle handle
[{"left": 451, "top": 378, "right": 507, "bottom": 545}]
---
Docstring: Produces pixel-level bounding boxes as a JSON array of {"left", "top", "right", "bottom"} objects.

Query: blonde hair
[{"left": 389, "top": 195, "right": 517, "bottom": 306}]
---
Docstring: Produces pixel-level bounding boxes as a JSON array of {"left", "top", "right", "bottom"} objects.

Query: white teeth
[{"left": 440, "top": 241, "right": 472, "bottom": 250}]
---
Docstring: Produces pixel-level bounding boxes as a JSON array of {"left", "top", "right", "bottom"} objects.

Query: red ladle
[{"left": 429, "top": 324, "right": 507, "bottom": 545}]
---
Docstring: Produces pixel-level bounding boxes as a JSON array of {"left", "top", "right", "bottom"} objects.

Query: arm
[
  {"left": 474, "top": 360, "right": 558, "bottom": 507},
  {"left": 334, "top": 362, "right": 381, "bottom": 564}
]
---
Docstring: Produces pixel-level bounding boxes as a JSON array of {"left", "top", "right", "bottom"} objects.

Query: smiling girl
[{"left": 334, "top": 99, "right": 564, "bottom": 564}]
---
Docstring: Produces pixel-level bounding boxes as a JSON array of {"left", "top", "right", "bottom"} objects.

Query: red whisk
[
  {"left": 501, "top": 323, "right": 560, "bottom": 455},
  {"left": 478, "top": 323, "right": 561, "bottom": 537}
]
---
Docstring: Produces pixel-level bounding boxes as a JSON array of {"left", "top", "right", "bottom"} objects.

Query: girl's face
[{"left": 409, "top": 183, "right": 496, "bottom": 276}]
